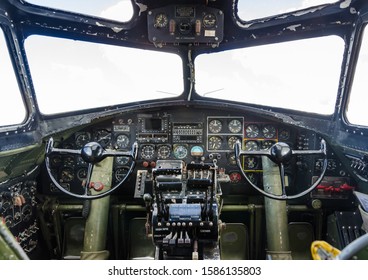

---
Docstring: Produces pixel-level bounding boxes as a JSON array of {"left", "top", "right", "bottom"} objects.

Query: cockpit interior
[{"left": 1, "top": 0, "right": 368, "bottom": 261}]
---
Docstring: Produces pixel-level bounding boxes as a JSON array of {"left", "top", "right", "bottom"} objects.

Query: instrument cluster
[{"left": 42, "top": 108, "right": 324, "bottom": 195}]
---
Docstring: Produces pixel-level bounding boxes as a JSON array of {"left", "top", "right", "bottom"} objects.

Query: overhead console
[{"left": 147, "top": 5, "right": 224, "bottom": 47}]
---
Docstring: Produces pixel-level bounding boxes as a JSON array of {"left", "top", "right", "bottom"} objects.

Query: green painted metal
[
  {"left": 262, "top": 157, "right": 292, "bottom": 259},
  {"left": 80, "top": 157, "right": 113, "bottom": 260}
]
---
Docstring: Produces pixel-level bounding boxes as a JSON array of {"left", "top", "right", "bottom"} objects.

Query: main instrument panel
[{"left": 41, "top": 107, "right": 354, "bottom": 202}]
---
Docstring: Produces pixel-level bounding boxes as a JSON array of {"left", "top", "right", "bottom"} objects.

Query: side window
[
  {"left": 346, "top": 27, "right": 368, "bottom": 126},
  {"left": 0, "top": 28, "right": 26, "bottom": 126}
]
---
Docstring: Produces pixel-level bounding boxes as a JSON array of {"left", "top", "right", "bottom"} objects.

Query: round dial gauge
[
  {"left": 77, "top": 168, "right": 87, "bottom": 181},
  {"left": 115, "top": 167, "right": 129, "bottom": 182},
  {"left": 116, "top": 156, "right": 130, "bottom": 165},
  {"left": 157, "top": 145, "right": 171, "bottom": 159},
  {"left": 279, "top": 129, "right": 290, "bottom": 140},
  {"left": 208, "top": 119, "right": 223, "bottom": 133},
  {"left": 228, "top": 153, "right": 237, "bottom": 165},
  {"left": 116, "top": 134, "right": 130, "bottom": 149},
  {"left": 229, "top": 172, "right": 242, "bottom": 184},
  {"left": 262, "top": 124, "right": 277, "bottom": 139},
  {"left": 228, "top": 119, "right": 242, "bottom": 133},
  {"left": 203, "top": 13, "right": 217, "bottom": 28},
  {"left": 191, "top": 146, "right": 204, "bottom": 157},
  {"left": 94, "top": 129, "right": 111, "bottom": 147},
  {"left": 154, "top": 13, "right": 168, "bottom": 28},
  {"left": 75, "top": 132, "right": 91, "bottom": 148},
  {"left": 141, "top": 145, "right": 155, "bottom": 160},
  {"left": 261, "top": 140, "right": 274, "bottom": 150},
  {"left": 245, "top": 124, "right": 260, "bottom": 138},
  {"left": 245, "top": 157, "right": 258, "bottom": 169},
  {"left": 173, "top": 145, "right": 188, "bottom": 159},
  {"left": 245, "top": 140, "right": 258, "bottom": 151},
  {"left": 60, "top": 167, "right": 74, "bottom": 183},
  {"left": 208, "top": 136, "right": 222, "bottom": 150},
  {"left": 227, "top": 136, "right": 241, "bottom": 149}
]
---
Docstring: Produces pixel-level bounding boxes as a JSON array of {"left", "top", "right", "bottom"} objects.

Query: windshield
[
  {"left": 195, "top": 36, "right": 344, "bottom": 115},
  {"left": 25, "top": 35, "right": 183, "bottom": 115}
]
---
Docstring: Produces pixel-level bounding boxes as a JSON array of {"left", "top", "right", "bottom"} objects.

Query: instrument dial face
[
  {"left": 228, "top": 119, "right": 242, "bottom": 133},
  {"left": 116, "top": 156, "right": 130, "bottom": 165},
  {"left": 94, "top": 129, "right": 111, "bottom": 147},
  {"left": 245, "top": 156, "right": 258, "bottom": 169},
  {"left": 116, "top": 134, "right": 130, "bottom": 149},
  {"left": 77, "top": 168, "right": 87, "bottom": 181},
  {"left": 203, "top": 13, "right": 217, "bottom": 28},
  {"left": 261, "top": 140, "right": 275, "bottom": 150},
  {"left": 208, "top": 136, "right": 222, "bottom": 150},
  {"left": 262, "top": 124, "right": 277, "bottom": 139},
  {"left": 227, "top": 136, "right": 241, "bottom": 149},
  {"left": 229, "top": 172, "right": 242, "bottom": 183},
  {"left": 157, "top": 145, "right": 171, "bottom": 159},
  {"left": 279, "top": 129, "right": 290, "bottom": 140},
  {"left": 191, "top": 145, "right": 204, "bottom": 157},
  {"left": 245, "top": 140, "right": 258, "bottom": 151},
  {"left": 115, "top": 167, "right": 129, "bottom": 181},
  {"left": 208, "top": 119, "right": 223, "bottom": 133},
  {"left": 75, "top": 132, "right": 91, "bottom": 148},
  {"left": 173, "top": 145, "right": 188, "bottom": 159},
  {"left": 60, "top": 167, "right": 74, "bottom": 183},
  {"left": 228, "top": 153, "right": 237, "bottom": 165},
  {"left": 141, "top": 145, "right": 155, "bottom": 160},
  {"left": 154, "top": 13, "right": 168, "bottom": 28},
  {"left": 245, "top": 124, "right": 260, "bottom": 138}
]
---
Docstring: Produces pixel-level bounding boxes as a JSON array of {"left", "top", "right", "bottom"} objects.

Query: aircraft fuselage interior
[{"left": 1, "top": 0, "right": 368, "bottom": 261}]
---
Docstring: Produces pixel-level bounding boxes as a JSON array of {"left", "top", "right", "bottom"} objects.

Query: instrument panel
[{"left": 41, "top": 107, "right": 353, "bottom": 201}]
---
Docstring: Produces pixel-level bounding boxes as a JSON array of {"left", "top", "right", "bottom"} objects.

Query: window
[
  {"left": 346, "top": 27, "right": 368, "bottom": 126},
  {"left": 25, "top": 35, "right": 183, "bottom": 115},
  {"left": 0, "top": 28, "right": 26, "bottom": 126},
  {"left": 25, "top": 0, "right": 133, "bottom": 22},
  {"left": 237, "top": 0, "right": 338, "bottom": 21},
  {"left": 196, "top": 36, "right": 344, "bottom": 115}
]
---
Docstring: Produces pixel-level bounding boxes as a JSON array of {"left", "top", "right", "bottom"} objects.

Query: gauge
[
  {"left": 279, "top": 128, "right": 290, "bottom": 140},
  {"left": 116, "top": 156, "right": 130, "bottom": 165},
  {"left": 191, "top": 146, "right": 204, "bottom": 157},
  {"left": 115, "top": 167, "right": 129, "bottom": 182},
  {"left": 262, "top": 124, "right": 277, "bottom": 139},
  {"left": 157, "top": 145, "right": 171, "bottom": 159},
  {"left": 77, "top": 168, "right": 87, "bottom": 181},
  {"left": 141, "top": 145, "right": 155, "bottom": 160},
  {"left": 245, "top": 140, "right": 258, "bottom": 151},
  {"left": 261, "top": 140, "right": 274, "bottom": 150},
  {"left": 60, "top": 167, "right": 74, "bottom": 183},
  {"left": 228, "top": 119, "right": 242, "bottom": 133},
  {"left": 245, "top": 124, "right": 260, "bottom": 138},
  {"left": 173, "top": 145, "right": 188, "bottom": 160},
  {"left": 229, "top": 172, "right": 242, "bottom": 183},
  {"left": 63, "top": 155, "right": 75, "bottom": 166},
  {"left": 208, "top": 136, "right": 222, "bottom": 150},
  {"left": 94, "top": 129, "right": 111, "bottom": 147},
  {"left": 247, "top": 172, "right": 258, "bottom": 184},
  {"left": 154, "top": 13, "right": 168, "bottom": 28},
  {"left": 208, "top": 119, "right": 222, "bottom": 133},
  {"left": 228, "top": 153, "right": 237, "bottom": 165},
  {"left": 228, "top": 136, "right": 241, "bottom": 149},
  {"left": 75, "top": 132, "right": 91, "bottom": 148},
  {"left": 203, "top": 13, "right": 217, "bottom": 28},
  {"left": 50, "top": 155, "right": 62, "bottom": 167},
  {"left": 245, "top": 157, "right": 258, "bottom": 169},
  {"left": 116, "top": 134, "right": 130, "bottom": 149}
]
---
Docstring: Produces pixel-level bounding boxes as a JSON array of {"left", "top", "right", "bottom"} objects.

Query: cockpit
[{"left": 1, "top": 0, "right": 368, "bottom": 263}]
